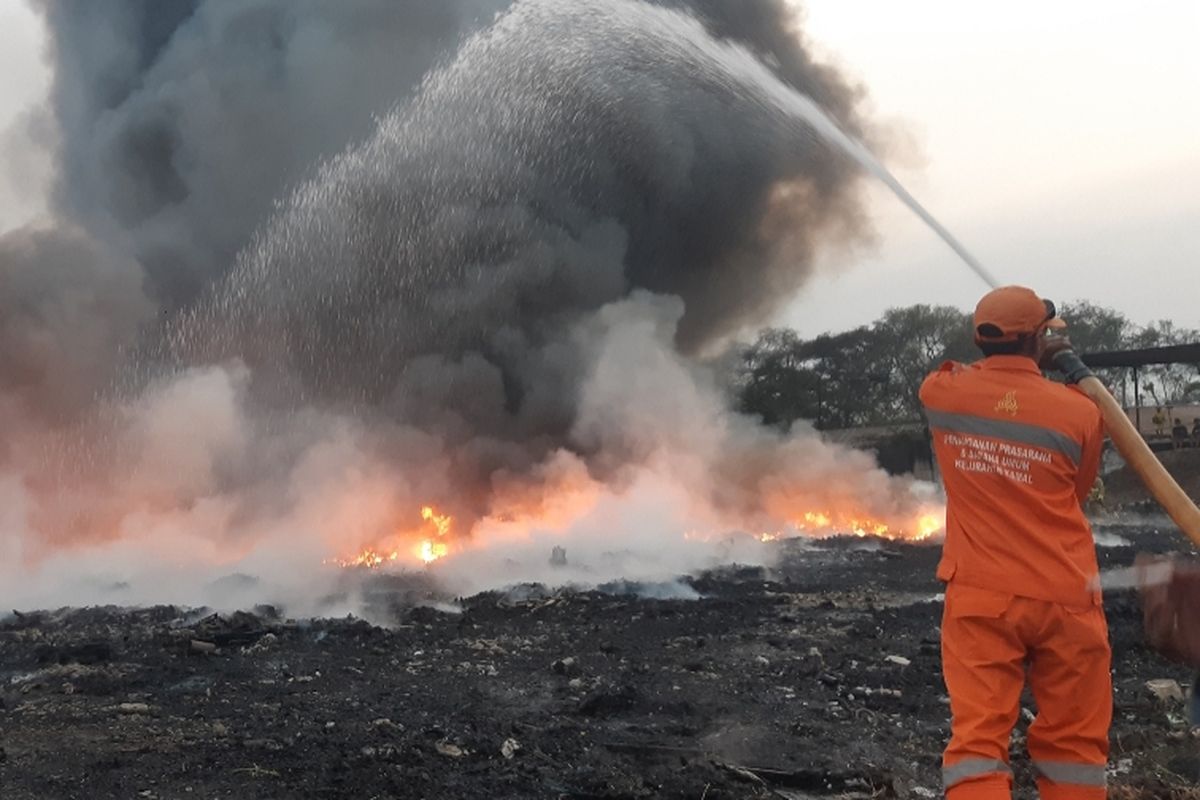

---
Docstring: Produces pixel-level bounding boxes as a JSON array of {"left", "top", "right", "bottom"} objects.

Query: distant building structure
[{"left": 1083, "top": 343, "right": 1200, "bottom": 451}]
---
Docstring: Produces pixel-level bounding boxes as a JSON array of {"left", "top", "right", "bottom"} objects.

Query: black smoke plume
[{"left": 1, "top": 0, "right": 923, "bottom": 599}]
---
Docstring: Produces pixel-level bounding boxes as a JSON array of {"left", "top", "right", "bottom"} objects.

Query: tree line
[{"left": 735, "top": 302, "right": 1200, "bottom": 431}]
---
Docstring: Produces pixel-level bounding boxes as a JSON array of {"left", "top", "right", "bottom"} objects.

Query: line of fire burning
[{"left": 324, "top": 505, "right": 945, "bottom": 571}]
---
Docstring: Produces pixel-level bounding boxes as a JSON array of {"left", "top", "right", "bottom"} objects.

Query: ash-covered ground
[{"left": 2, "top": 523, "right": 1198, "bottom": 800}]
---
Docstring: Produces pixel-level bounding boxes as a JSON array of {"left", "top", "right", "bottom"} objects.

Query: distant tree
[
  {"left": 1057, "top": 301, "right": 1130, "bottom": 353},
  {"left": 871, "top": 305, "right": 973, "bottom": 421},
  {"left": 737, "top": 326, "right": 891, "bottom": 430},
  {"left": 1053, "top": 301, "right": 1134, "bottom": 394},
  {"left": 737, "top": 328, "right": 818, "bottom": 429},
  {"left": 797, "top": 326, "right": 889, "bottom": 429},
  {"left": 1131, "top": 320, "right": 1200, "bottom": 404},
  {"left": 1132, "top": 319, "right": 1198, "bottom": 349}
]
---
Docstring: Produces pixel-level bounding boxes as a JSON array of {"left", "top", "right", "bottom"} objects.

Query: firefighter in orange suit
[{"left": 920, "top": 286, "right": 1110, "bottom": 799}]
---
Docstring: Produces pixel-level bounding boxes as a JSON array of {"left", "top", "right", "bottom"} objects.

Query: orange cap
[{"left": 973, "top": 286, "right": 1066, "bottom": 342}]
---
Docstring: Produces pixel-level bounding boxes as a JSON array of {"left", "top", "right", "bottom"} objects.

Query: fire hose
[{"left": 1051, "top": 348, "right": 1200, "bottom": 550}]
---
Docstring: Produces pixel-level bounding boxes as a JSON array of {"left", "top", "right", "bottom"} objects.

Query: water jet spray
[{"left": 775, "top": 94, "right": 1001, "bottom": 290}]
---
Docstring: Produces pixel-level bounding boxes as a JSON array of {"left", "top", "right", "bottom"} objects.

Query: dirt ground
[
  {"left": 1105, "top": 448, "right": 1200, "bottom": 511},
  {"left": 2, "top": 525, "right": 1198, "bottom": 800}
]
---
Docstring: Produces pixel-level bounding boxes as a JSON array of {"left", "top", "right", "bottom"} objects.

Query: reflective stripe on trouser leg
[
  {"left": 944, "top": 758, "right": 1012, "bottom": 788},
  {"left": 1033, "top": 761, "right": 1107, "bottom": 787},
  {"left": 1034, "top": 759, "right": 1107, "bottom": 800}
]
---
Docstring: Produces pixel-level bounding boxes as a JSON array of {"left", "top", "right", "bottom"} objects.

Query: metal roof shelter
[
  {"left": 1082, "top": 343, "right": 1200, "bottom": 369},
  {"left": 1081, "top": 343, "right": 1200, "bottom": 434}
]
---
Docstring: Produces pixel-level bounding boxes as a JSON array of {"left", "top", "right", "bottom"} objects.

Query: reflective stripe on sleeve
[
  {"left": 925, "top": 409, "right": 1082, "bottom": 465},
  {"left": 943, "top": 758, "right": 1012, "bottom": 788},
  {"left": 1033, "top": 761, "right": 1108, "bottom": 787}
]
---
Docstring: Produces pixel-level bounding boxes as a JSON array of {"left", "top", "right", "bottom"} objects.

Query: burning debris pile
[
  {"left": 325, "top": 507, "right": 455, "bottom": 570},
  {"left": 1, "top": 529, "right": 1196, "bottom": 800},
  {"left": 2, "top": 0, "right": 941, "bottom": 608}
]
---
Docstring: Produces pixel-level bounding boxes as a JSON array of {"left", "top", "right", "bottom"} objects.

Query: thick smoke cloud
[
  {"left": 1, "top": 0, "right": 933, "bottom": 609},
  {"left": 4, "top": 0, "right": 513, "bottom": 419},
  {"left": 39, "top": 0, "right": 512, "bottom": 307},
  {"left": 0, "top": 226, "right": 150, "bottom": 429},
  {"left": 166, "top": 1, "right": 873, "bottom": 492},
  {"left": 180, "top": 0, "right": 868, "bottom": 365}
]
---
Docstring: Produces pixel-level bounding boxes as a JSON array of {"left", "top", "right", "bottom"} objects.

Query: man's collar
[{"left": 979, "top": 354, "right": 1041, "bottom": 373}]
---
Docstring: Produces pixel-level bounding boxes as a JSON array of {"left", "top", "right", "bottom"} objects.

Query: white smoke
[{"left": 1, "top": 291, "right": 936, "bottom": 613}]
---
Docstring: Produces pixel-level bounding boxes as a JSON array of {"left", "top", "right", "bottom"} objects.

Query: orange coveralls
[{"left": 921, "top": 355, "right": 1109, "bottom": 800}]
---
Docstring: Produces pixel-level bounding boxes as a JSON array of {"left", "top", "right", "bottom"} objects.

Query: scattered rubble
[
  {"left": 551, "top": 656, "right": 581, "bottom": 677},
  {"left": 435, "top": 741, "right": 465, "bottom": 758},
  {"left": 500, "top": 737, "right": 521, "bottom": 759},
  {"left": 0, "top": 527, "right": 1196, "bottom": 799},
  {"left": 1146, "top": 679, "right": 1185, "bottom": 704}
]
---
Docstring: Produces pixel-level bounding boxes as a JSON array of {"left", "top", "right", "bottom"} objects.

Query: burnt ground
[
  {"left": 1106, "top": 448, "right": 1200, "bottom": 509},
  {"left": 2, "top": 524, "right": 1198, "bottom": 800}
]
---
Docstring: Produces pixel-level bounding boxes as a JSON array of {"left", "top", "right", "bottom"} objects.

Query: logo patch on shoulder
[{"left": 995, "top": 391, "right": 1019, "bottom": 417}]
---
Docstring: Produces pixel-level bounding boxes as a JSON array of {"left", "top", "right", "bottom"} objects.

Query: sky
[
  {"left": 788, "top": 0, "right": 1200, "bottom": 336},
  {"left": 0, "top": 0, "right": 1197, "bottom": 338},
  {"left": 0, "top": 1, "right": 51, "bottom": 228}
]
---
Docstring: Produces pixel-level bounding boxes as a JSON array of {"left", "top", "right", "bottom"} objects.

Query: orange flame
[
  {"left": 324, "top": 467, "right": 946, "bottom": 571},
  {"left": 416, "top": 505, "right": 453, "bottom": 564},
  {"left": 421, "top": 506, "right": 452, "bottom": 537},
  {"left": 789, "top": 508, "right": 943, "bottom": 542},
  {"left": 327, "top": 501, "right": 944, "bottom": 568},
  {"left": 418, "top": 540, "right": 449, "bottom": 564},
  {"left": 327, "top": 505, "right": 455, "bottom": 569},
  {"left": 326, "top": 547, "right": 401, "bottom": 569}
]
